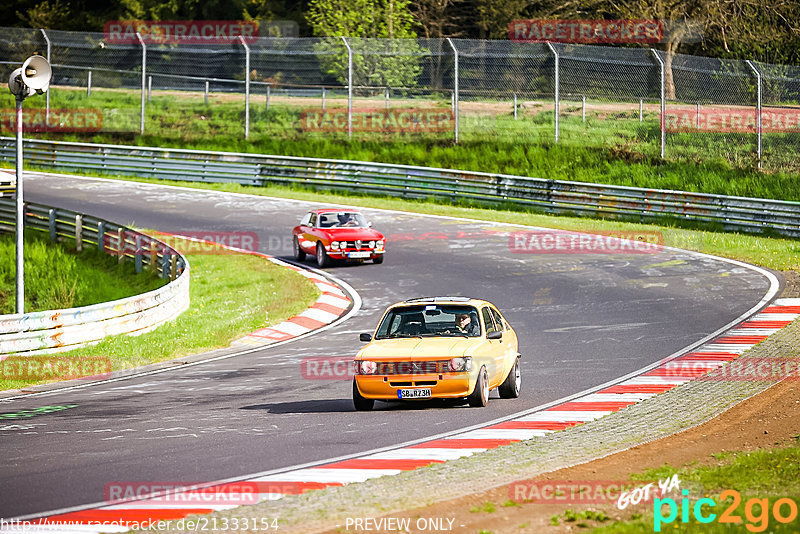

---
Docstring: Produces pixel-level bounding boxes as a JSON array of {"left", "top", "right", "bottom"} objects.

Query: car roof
[
  {"left": 308, "top": 208, "right": 363, "bottom": 214},
  {"left": 391, "top": 296, "right": 494, "bottom": 308}
]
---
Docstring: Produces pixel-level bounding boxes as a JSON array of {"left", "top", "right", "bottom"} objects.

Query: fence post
[
  {"left": 639, "top": 99, "right": 643, "bottom": 122},
  {"left": 48, "top": 209, "right": 56, "bottom": 242},
  {"left": 97, "top": 221, "right": 105, "bottom": 252},
  {"left": 87, "top": 70, "right": 92, "bottom": 96},
  {"left": 266, "top": 84, "right": 271, "bottom": 110},
  {"left": 546, "top": 42, "right": 559, "bottom": 142},
  {"left": 75, "top": 214, "right": 83, "bottom": 252},
  {"left": 147, "top": 75, "right": 152, "bottom": 102},
  {"left": 582, "top": 95, "right": 586, "bottom": 122},
  {"left": 322, "top": 86, "right": 326, "bottom": 110},
  {"left": 238, "top": 36, "right": 250, "bottom": 139},
  {"left": 40, "top": 29, "right": 51, "bottom": 124},
  {"left": 446, "top": 38, "right": 459, "bottom": 143},
  {"left": 117, "top": 228, "right": 125, "bottom": 263},
  {"left": 134, "top": 236, "right": 142, "bottom": 273},
  {"left": 136, "top": 32, "right": 146, "bottom": 135},
  {"left": 745, "top": 60, "right": 762, "bottom": 169},
  {"left": 650, "top": 48, "right": 665, "bottom": 158},
  {"left": 162, "top": 253, "right": 170, "bottom": 279},
  {"left": 513, "top": 93, "right": 517, "bottom": 120},
  {"left": 205, "top": 80, "right": 209, "bottom": 105},
  {"left": 341, "top": 37, "right": 353, "bottom": 139}
]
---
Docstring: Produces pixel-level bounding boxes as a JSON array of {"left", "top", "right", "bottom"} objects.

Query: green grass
[
  {"left": 0, "top": 245, "right": 319, "bottom": 391},
  {"left": 0, "top": 230, "right": 165, "bottom": 314},
  {"left": 593, "top": 445, "right": 800, "bottom": 533},
  {"left": 46, "top": 175, "right": 800, "bottom": 273},
  {"left": 2, "top": 87, "right": 800, "bottom": 201}
]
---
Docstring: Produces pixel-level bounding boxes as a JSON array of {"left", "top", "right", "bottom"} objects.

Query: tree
[{"left": 306, "top": 0, "right": 422, "bottom": 90}]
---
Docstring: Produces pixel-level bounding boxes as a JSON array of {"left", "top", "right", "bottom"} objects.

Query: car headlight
[
  {"left": 448, "top": 356, "right": 472, "bottom": 372},
  {"left": 357, "top": 360, "right": 378, "bottom": 375},
  {"left": 331, "top": 241, "right": 340, "bottom": 250},
  {"left": 377, "top": 240, "right": 385, "bottom": 249},
  {"left": 368, "top": 240, "right": 375, "bottom": 248}
]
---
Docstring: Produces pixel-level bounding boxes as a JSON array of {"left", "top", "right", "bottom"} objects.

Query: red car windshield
[{"left": 318, "top": 212, "right": 369, "bottom": 228}]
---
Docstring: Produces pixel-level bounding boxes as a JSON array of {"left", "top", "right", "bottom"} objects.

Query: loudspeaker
[{"left": 21, "top": 55, "right": 51, "bottom": 92}]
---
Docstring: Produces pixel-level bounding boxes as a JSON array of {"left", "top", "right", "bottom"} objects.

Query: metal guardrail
[
  {"left": 0, "top": 197, "right": 189, "bottom": 355},
  {"left": 1, "top": 137, "right": 799, "bottom": 238}
]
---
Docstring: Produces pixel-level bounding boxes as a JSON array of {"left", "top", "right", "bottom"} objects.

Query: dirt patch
[
  {"left": 782, "top": 270, "right": 800, "bottom": 298},
  {"left": 319, "top": 371, "right": 800, "bottom": 534}
]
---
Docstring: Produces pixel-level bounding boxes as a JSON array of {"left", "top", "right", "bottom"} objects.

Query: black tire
[
  {"left": 353, "top": 379, "right": 374, "bottom": 411},
  {"left": 498, "top": 357, "right": 521, "bottom": 399},
  {"left": 467, "top": 367, "right": 489, "bottom": 407},
  {"left": 293, "top": 237, "right": 306, "bottom": 261},
  {"left": 373, "top": 254, "right": 384, "bottom": 264},
  {"left": 316, "top": 242, "right": 330, "bottom": 268}
]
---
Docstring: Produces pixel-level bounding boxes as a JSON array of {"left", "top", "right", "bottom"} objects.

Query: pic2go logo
[{"left": 654, "top": 490, "right": 799, "bottom": 532}]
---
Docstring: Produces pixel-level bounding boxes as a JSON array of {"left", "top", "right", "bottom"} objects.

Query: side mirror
[
  {"left": 359, "top": 333, "right": 372, "bottom": 342},
  {"left": 487, "top": 330, "right": 502, "bottom": 340},
  {"left": 368, "top": 221, "right": 373, "bottom": 227}
]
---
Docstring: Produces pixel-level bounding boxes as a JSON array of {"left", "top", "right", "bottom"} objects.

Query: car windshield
[
  {"left": 317, "top": 211, "right": 369, "bottom": 228},
  {"left": 374, "top": 305, "right": 481, "bottom": 339}
]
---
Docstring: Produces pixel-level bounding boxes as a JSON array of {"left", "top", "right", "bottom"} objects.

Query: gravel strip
[{"left": 153, "top": 313, "right": 800, "bottom": 534}]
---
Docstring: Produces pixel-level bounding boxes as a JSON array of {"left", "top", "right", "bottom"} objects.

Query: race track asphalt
[{"left": 0, "top": 173, "right": 778, "bottom": 518}]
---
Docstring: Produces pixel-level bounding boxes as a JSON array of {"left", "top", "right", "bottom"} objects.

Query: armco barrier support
[
  {"left": 1, "top": 138, "right": 799, "bottom": 238},
  {"left": 0, "top": 198, "right": 189, "bottom": 355}
]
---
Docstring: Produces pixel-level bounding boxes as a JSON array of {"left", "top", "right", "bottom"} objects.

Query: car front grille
[{"left": 378, "top": 360, "right": 449, "bottom": 375}]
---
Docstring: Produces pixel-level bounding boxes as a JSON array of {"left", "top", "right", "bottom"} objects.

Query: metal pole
[
  {"left": 322, "top": 87, "right": 326, "bottom": 110},
  {"left": 239, "top": 36, "right": 250, "bottom": 139},
  {"left": 266, "top": 84, "right": 270, "bottom": 110},
  {"left": 513, "top": 93, "right": 517, "bottom": 120},
  {"left": 87, "top": 70, "right": 92, "bottom": 96},
  {"left": 147, "top": 75, "right": 152, "bottom": 102},
  {"left": 136, "top": 32, "right": 146, "bottom": 135},
  {"left": 341, "top": 37, "right": 352, "bottom": 139},
  {"left": 582, "top": 94, "right": 586, "bottom": 123},
  {"left": 639, "top": 99, "right": 643, "bottom": 122},
  {"left": 205, "top": 80, "right": 209, "bottom": 105},
  {"left": 546, "top": 42, "right": 559, "bottom": 142},
  {"left": 746, "top": 60, "right": 762, "bottom": 168},
  {"left": 385, "top": 87, "right": 389, "bottom": 110},
  {"left": 650, "top": 48, "right": 665, "bottom": 158},
  {"left": 446, "top": 38, "right": 459, "bottom": 143},
  {"left": 15, "top": 96, "right": 24, "bottom": 313},
  {"left": 696, "top": 101, "right": 700, "bottom": 129},
  {"left": 40, "top": 29, "right": 51, "bottom": 124}
]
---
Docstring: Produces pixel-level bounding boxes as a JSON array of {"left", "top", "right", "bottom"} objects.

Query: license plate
[
  {"left": 348, "top": 251, "right": 371, "bottom": 259},
  {"left": 397, "top": 388, "right": 432, "bottom": 399}
]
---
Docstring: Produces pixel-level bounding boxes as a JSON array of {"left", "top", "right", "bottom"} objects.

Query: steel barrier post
[
  {"left": 746, "top": 60, "right": 762, "bottom": 168},
  {"left": 97, "top": 221, "right": 105, "bottom": 252},
  {"left": 48, "top": 209, "right": 56, "bottom": 242},
  {"left": 341, "top": 37, "right": 353, "bottom": 139},
  {"left": 147, "top": 75, "right": 152, "bottom": 102},
  {"left": 40, "top": 29, "right": 51, "bottom": 124},
  {"left": 87, "top": 70, "right": 92, "bottom": 96},
  {"left": 266, "top": 84, "right": 271, "bottom": 110},
  {"left": 650, "top": 48, "right": 665, "bottom": 158},
  {"left": 322, "top": 86, "right": 326, "bottom": 110},
  {"left": 239, "top": 36, "right": 250, "bottom": 139},
  {"left": 546, "top": 42, "right": 559, "bottom": 142},
  {"left": 205, "top": 80, "right": 209, "bottom": 105},
  {"left": 136, "top": 32, "right": 146, "bottom": 135},
  {"left": 446, "top": 38, "right": 459, "bottom": 143},
  {"left": 75, "top": 214, "right": 83, "bottom": 252},
  {"left": 135, "top": 235, "right": 143, "bottom": 273}
]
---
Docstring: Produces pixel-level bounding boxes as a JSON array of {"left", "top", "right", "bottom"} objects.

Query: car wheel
[
  {"left": 498, "top": 357, "right": 521, "bottom": 399},
  {"left": 467, "top": 366, "right": 489, "bottom": 407},
  {"left": 293, "top": 237, "right": 306, "bottom": 261},
  {"left": 316, "top": 242, "right": 330, "bottom": 268},
  {"left": 373, "top": 254, "right": 384, "bottom": 264},
  {"left": 353, "top": 379, "right": 374, "bottom": 411}
]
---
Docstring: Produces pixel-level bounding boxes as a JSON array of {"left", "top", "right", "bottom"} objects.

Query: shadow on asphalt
[{"left": 241, "top": 398, "right": 470, "bottom": 414}]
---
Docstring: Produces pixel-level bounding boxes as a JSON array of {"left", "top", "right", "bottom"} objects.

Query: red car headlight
[{"left": 357, "top": 360, "right": 378, "bottom": 375}]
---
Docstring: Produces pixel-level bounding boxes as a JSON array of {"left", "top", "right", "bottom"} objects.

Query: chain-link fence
[{"left": 1, "top": 27, "right": 799, "bottom": 171}]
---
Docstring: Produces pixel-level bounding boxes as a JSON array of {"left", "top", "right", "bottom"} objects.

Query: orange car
[{"left": 353, "top": 297, "right": 521, "bottom": 410}]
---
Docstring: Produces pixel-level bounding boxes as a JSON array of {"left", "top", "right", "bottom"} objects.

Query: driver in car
[{"left": 455, "top": 313, "right": 480, "bottom": 336}]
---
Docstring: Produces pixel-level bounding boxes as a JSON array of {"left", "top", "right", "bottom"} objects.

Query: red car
[{"left": 292, "top": 209, "right": 385, "bottom": 267}]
